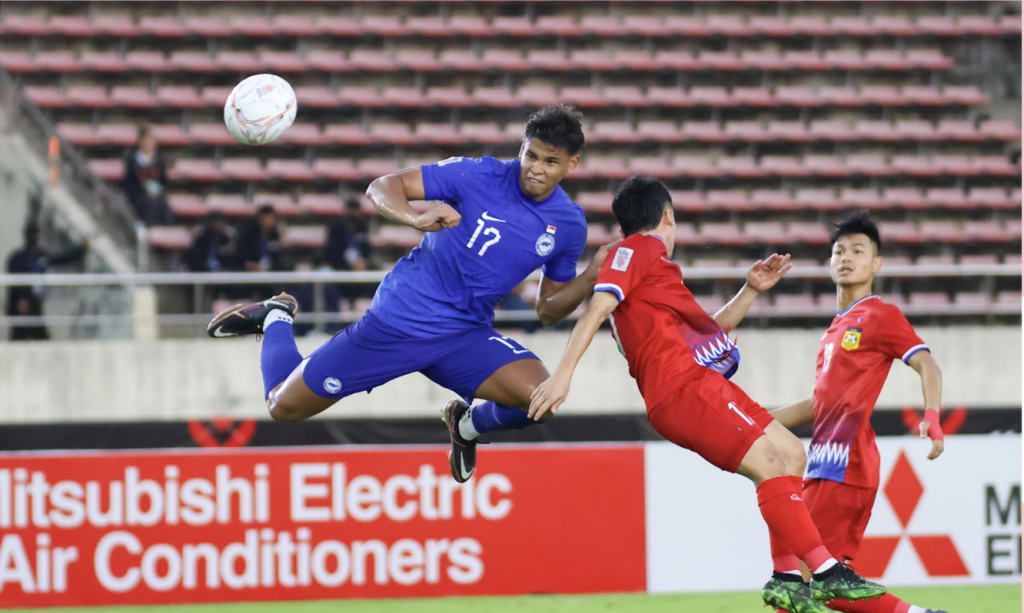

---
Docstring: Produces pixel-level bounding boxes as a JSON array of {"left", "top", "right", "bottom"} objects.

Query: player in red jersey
[
  {"left": 530, "top": 177, "right": 888, "bottom": 613},
  {"left": 771, "top": 212, "right": 946, "bottom": 613}
]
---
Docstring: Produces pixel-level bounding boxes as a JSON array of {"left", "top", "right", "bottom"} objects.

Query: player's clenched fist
[
  {"left": 414, "top": 203, "right": 461, "bottom": 232},
  {"left": 528, "top": 372, "right": 570, "bottom": 421}
]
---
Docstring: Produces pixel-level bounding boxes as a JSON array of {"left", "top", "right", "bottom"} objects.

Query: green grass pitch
[{"left": 10, "top": 585, "right": 1021, "bottom": 613}]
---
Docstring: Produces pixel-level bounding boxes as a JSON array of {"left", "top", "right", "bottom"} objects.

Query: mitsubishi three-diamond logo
[{"left": 857, "top": 450, "right": 970, "bottom": 578}]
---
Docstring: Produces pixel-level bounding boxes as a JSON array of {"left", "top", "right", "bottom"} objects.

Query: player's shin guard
[
  {"left": 470, "top": 401, "right": 534, "bottom": 434},
  {"left": 260, "top": 312, "right": 302, "bottom": 398},
  {"left": 757, "top": 476, "right": 834, "bottom": 571},
  {"left": 768, "top": 476, "right": 806, "bottom": 574},
  {"left": 827, "top": 593, "right": 910, "bottom": 613}
]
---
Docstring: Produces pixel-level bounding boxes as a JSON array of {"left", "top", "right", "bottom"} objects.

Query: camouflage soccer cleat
[
  {"left": 811, "top": 563, "right": 886, "bottom": 603},
  {"left": 441, "top": 398, "right": 477, "bottom": 483},
  {"left": 762, "top": 576, "right": 832, "bottom": 613},
  {"left": 207, "top": 293, "right": 298, "bottom": 338}
]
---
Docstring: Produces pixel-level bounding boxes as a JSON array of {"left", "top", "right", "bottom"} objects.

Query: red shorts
[
  {"left": 647, "top": 368, "right": 774, "bottom": 473},
  {"left": 802, "top": 478, "right": 878, "bottom": 562}
]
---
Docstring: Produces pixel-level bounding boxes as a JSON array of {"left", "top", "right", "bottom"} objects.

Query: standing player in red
[
  {"left": 530, "top": 177, "right": 888, "bottom": 613},
  {"left": 770, "top": 212, "right": 946, "bottom": 613}
]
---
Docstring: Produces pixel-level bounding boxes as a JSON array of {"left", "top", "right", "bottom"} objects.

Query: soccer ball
[{"left": 223, "top": 74, "right": 297, "bottom": 145}]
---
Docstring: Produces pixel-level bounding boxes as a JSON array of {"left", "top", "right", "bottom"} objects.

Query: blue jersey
[{"left": 370, "top": 156, "right": 588, "bottom": 337}]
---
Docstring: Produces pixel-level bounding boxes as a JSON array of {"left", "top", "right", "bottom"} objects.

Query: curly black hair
[{"left": 522, "top": 104, "right": 585, "bottom": 156}]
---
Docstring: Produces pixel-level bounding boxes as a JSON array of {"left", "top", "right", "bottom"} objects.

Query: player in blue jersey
[{"left": 208, "top": 105, "right": 613, "bottom": 482}]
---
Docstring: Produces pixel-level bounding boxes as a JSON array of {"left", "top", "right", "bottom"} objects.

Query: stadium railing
[{"left": 0, "top": 264, "right": 1019, "bottom": 338}]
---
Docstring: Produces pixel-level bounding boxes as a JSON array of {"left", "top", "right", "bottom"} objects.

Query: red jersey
[
  {"left": 595, "top": 233, "right": 739, "bottom": 411},
  {"left": 807, "top": 295, "right": 928, "bottom": 487}
]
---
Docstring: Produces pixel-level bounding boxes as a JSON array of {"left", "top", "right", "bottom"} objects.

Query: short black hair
[
  {"left": 612, "top": 176, "right": 673, "bottom": 237},
  {"left": 523, "top": 105, "right": 585, "bottom": 156},
  {"left": 256, "top": 203, "right": 276, "bottom": 217},
  {"left": 830, "top": 211, "right": 881, "bottom": 253}
]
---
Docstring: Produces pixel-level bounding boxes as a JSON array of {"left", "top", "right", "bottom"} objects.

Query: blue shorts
[{"left": 302, "top": 310, "right": 540, "bottom": 400}]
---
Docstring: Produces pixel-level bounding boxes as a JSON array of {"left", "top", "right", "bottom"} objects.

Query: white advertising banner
[{"left": 645, "top": 434, "right": 1021, "bottom": 592}]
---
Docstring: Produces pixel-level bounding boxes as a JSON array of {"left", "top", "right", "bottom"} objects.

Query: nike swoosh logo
[
  {"left": 212, "top": 328, "right": 235, "bottom": 338},
  {"left": 460, "top": 454, "right": 472, "bottom": 479},
  {"left": 481, "top": 211, "right": 506, "bottom": 223}
]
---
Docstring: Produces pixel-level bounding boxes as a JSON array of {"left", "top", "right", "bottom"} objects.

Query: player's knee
[
  {"left": 778, "top": 436, "right": 807, "bottom": 477},
  {"left": 740, "top": 438, "right": 788, "bottom": 484},
  {"left": 267, "top": 396, "right": 308, "bottom": 424}
]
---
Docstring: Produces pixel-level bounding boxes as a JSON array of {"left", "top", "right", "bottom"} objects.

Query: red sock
[
  {"left": 757, "top": 476, "right": 833, "bottom": 571},
  {"left": 827, "top": 594, "right": 910, "bottom": 613},
  {"left": 767, "top": 476, "right": 805, "bottom": 572}
]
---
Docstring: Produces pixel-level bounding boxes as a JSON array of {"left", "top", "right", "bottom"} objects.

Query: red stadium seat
[
  {"left": 787, "top": 222, "right": 829, "bottom": 244},
  {"left": 935, "top": 120, "right": 981, "bottom": 141},
  {"left": 215, "top": 51, "right": 261, "bottom": 74},
  {"left": 905, "top": 49, "right": 953, "bottom": 70},
  {"left": 773, "top": 294, "right": 817, "bottom": 312},
  {"left": 664, "top": 16, "right": 710, "bottom": 37},
  {"left": 809, "top": 120, "right": 854, "bottom": 141},
  {"left": 318, "top": 16, "right": 361, "bottom": 36},
  {"left": 95, "top": 123, "right": 138, "bottom": 146},
  {"left": 823, "top": 49, "right": 867, "bottom": 70},
  {"left": 901, "top": 86, "right": 946, "bottom": 106},
  {"left": 312, "top": 159, "right": 358, "bottom": 180},
  {"left": 917, "top": 16, "right": 965, "bottom": 36},
  {"left": 260, "top": 51, "right": 305, "bottom": 73},
  {"left": 147, "top": 226, "right": 193, "bottom": 251},
  {"left": 448, "top": 16, "right": 491, "bottom": 37},
  {"left": 831, "top": 16, "right": 875, "bottom": 36},
  {"left": 59, "top": 123, "right": 99, "bottom": 146},
  {"left": 168, "top": 51, "right": 215, "bottom": 72},
  {"left": 1, "top": 14, "right": 51, "bottom": 36},
  {"left": 459, "top": 123, "right": 507, "bottom": 143},
  {"left": 111, "top": 86, "right": 157, "bottom": 108},
  {"left": 603, "top": 86, "right": 646, "bottom": 107},
  {"left": 149, "top": 124, "right": 188, "bottom": 146},
  {"left": 576, "top": 157, "right": 627, "bottom": 180},
  {"left": 78, "top": 51, "right": 126, "bottom": 72},
  {"left": 766, "top": 121, "right": 810, "bottom": 142},
  {"left": 220, "top": 158, "right": 264, "bottom": 182},
  {"left": 66, "top": 86, "right": 111, "bottom": 108},
  {"left": 894, "top": 120, "right": 938, "bottom": 141},
  {"left": 873, "top": 15, "right": 917, "bottom": 36},
  {"left": 382, "top": 86, "right": 427, "bottom": 107},
  {"left": 472, "top": 87, "right": 517, "bottom": 107},
  {"left": 953, "top": 292, "right": 989, "bottom": 307},
  {"left": 414, "top": 123, "right": 460, "bottom": 144},
  {"left": 780, "top": 50, "right": 828, "bottom": 71},
  {"left": 270, "top": 15, "right": 319, "bottom": 36},
  {"left": 580, "top": 15, "right": 624, "bottom": 36},
  {"left": 699, "top": 222, "right": 745, "bottom": 245},
  {"left": 253, "top": 193, "right": 300, "bottom": 216},
  {"left": 724, "top": 121, "right": 768, "bottom": 142},
  {"left": 970, "top": 156, "right": 1020, "bottom": 176},
  {"left": 356, "top": 159, "right": 400, "bottom": 178},
  {"left": 570, "top": 49, "right": 617, "bottom": 71},
  {"left": 749, "top": 16, "right": 797, "bottom": 36},
  {"left": 671, "top": 156, "right": 716, "bottom": 178},
  {"left": 840, "top": 187, "right": 884, "bottom": 209},
  {"left": 706, "top": 14, "right": 751, "bottom": 36},
  {"left": 481, "top": 49, "right": 528, "bottom": 71},
  {"left": 803, "top": 155, "right": 849, "bottom": 177},
  {"left": 276, "top": 124, "right": 327, "bottom": 146},
  {"left": 909, "top": 292, "right": 951, "bottom": 307},
  {"left": 156, "top": 86, "right": 202, "bottom": 108},
  {"left": 184, "top": 16, "right": 231, "bottom": 37},
  {"left": 189, "top": 123, "right": 236, "bottom": 146},
  {"left": 846, "top": 154, "right": 891, "bottom": 176},
  {"left": 883, "top": 187, "right": 927, "bottom": 209},
  {"left": 526, "top": 49, "right": 572, "bottom": 71},
  {"left": 395, "top": 49, "right": 439, "bottom": 71},
  {"left": 439, "top": 49, "right": 483, "bottom": 71},
  {"left": 124, "top": 51, "right": 167, "bottom": 72},
  {"left": 864, "top": 49, "right": 912, "bottom": 70},
  {"left": 943, "top": 85, "right": 989, "bottom": 105},
  {"left": 167, "top": 194, "right": 207, "bottom": 217},
  {"left": 716, "top": 156, "right": 762, "bottom": 178},
  {"left": 892, "top": 155, "right": 939, "bottom": 177},
  {"left": 930, "top": 155, "right": 971, "bottom": 175},
  {"left": 958, "top": 15, "right": 1003, "bottom": 35},
  {"left": 740, "top": 49, "right": 788, "bottom": 71},
  {"left": 318, "top": 124, "right": 367, "bottom": 146},
  {"left": 138, "top": 16, "right": 185, "bottom": 37},
  {"left": 298, "top": 194, "right": 345, "bottom": 216},
  {"left": 426, "top": 86, "right": 471, "bottom": 107},
  {"left": 615, "top": 50, "right": 659, "bottom": 71},
  {"left": 877, "top": 222, "right": 922, "bottom": 244},
  {"left": 201, "top": 86, "right": 234, "bottom": 106},
  {"left": 963, "top": 221, "right": 1008, "bottom": 242},
  {"left": 647, "top": 86, "right": 690, "bottom": 107},
  {"left": 227, "top": 15, "right": 273, "bottom": 36},
  {"left": 34, "top": 51, "right": 79, "bottom": 72},
  {"left": 590, "top": 121, "right": 638, "bottom": 143},
  {"left": 306, "top": 51, "right": 348, "bottom": 72},
  {"left": 916, "top": 255, "right": 957, "bottom": 267},
  {"left": 586, "top": 224, "right": 615, "bottom": 247},
  {"left": 368, "top": 123, "right": 416, "bottom": 145},
  {"left": 627, "top": 156, "right": 673, "bottom": 178},
  {"left": 0, "top": 51, "right": 36, "bottom": 73},
  {"left": 749, "top": 190, "right": 794, "bottom": 211},
  {"left": 860, "top": 86, "right": 904, "bottom": 106},
  {"left": 623, "top": 16, "right": 671, "bottom": 37},
  {"left": 360, "top": 16, "right": 406, "bottom": 37},
  {"left": 371, "top": 225, "right": 424, "bottom": 249},
  {"left": 405, "top": 16, "right": 448, "bottom": 37},
  {"left": 170, "top": 159, "right": 221, "bottom": 182},
  {"left": 637, "top": 120, "right": 680, "bottom": 142},
  {"left": 706, "top": 190, "right": 751, "bottom": 212},
  {"left": 652, "top": 50, "right": 700, "bottom": 71},
  {"left": 978, "top": 120, "right": 1022, "bottom": 141},
  {"left": 688, "top": 87, "right": 732, "bottom": 107},
  {"left": 515, "top": 85, "right": 559, "bottom": 107},
  {"left": 266, "top": 160, "right": 314, "bottom": 181},
  {"left": 760, "top": 156, "right": 804, "bottom": 177},
  {"left": 280, "top": 225, "right": 328, "bottom": 249},
  {"left": 732, "top": 87, "right": 777, "bottom": 107},
  {"left": 855, "top": 120, "right": 899, "bottom": 142},
  {"left": 775, "top": 86, "right": 821, "bottom": 107},
  {"left": 682, "top": 121, "right": 726, "bottom": 142},
  {"left": 698, "top": 51, "right": 744, "bottom": 71},
  {"left": 967, "top": 187, "right": 1015, "bottom": 208},
  {"left": 795, "top": 188, "right": 841, "bottom": 211},
  {"left": 691, "top": 258, "right": 735, "bottom": 269},
  {"left": 337, "top": 86, "right": 382, "bottom": 107},
  {"left": 959, "top": 254, "right": 1000, "bottom": 266},
  {"left": 674, "top": 223, "right": 700, "bottom": 246},
  {"left": 207, "top": 194, "right": 253, "bottom": 216},
  {"left": 575, "top": 192, "right": 613, "bottom": 214},
  {"left": 670, "top": 191, "right": 710, "bottom": 213},
  {"left": 818, "top": 86, "right": 862, "bottom": 106},
  {"left": 350, "top": 50, "right": 393, "bottom": 72},
  {"left": 536, "top": 15, "right": 582, "bottom": 36},
  {"left": 925, "top": 188, "right": 969, "bottom": 209}
]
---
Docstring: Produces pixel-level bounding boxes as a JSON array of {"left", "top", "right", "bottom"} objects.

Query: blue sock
[
  {"left": 470, "top": 401, "right": 534, "bottom": 434},
  {"left": 260, "top": 318, "right": 302, "bottom": 398}
]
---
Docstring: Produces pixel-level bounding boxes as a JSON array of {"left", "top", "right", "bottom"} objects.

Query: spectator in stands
[
  {"left": 236, "top": 204, "right": 282, "bottom": 273},
  {"left": 322, "top": 198, "right": 373, "bottom": 306},
  {"left": 184, "top": 211, "right": 235, "bottom": 273},
  {"left": 5, "top": 222, "right": 89, "bottom": 341},
  {"left": 122, "top": 125, "right": 174, "bottom": 227}
]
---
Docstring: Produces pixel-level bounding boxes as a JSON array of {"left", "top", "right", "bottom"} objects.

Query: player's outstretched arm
[
  {"left": 535, "top": 240, "right": 619, "bottom": 326},
  {"left": 769, "top": 396, "right": 815, "bottom": 429},
  {"left": 366, "top": 168, "right": 461, "bottom": 232},
  {"left": 907, "top": 350, "right": 945, "bottom": 460},
  {"left": 529, "top": 291, "right": 619, "bottom": 421},
  {"left": 713, "top": 253, "right": 793, "bottom": 330}
]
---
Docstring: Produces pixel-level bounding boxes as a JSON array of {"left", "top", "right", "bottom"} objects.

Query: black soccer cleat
[
  {"left": 207, "top": 293, "right": 298, "bottom": 338},
  {"left": 441, "top": 398, "right": 477, "bottom": 483},
  {"left": 810, "top": 563, "right": 887, "bottom": 603}
]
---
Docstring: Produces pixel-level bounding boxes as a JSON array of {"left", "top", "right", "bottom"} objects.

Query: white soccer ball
[{"left": 223, "top": 74, "right": 298, "bottom": 145}]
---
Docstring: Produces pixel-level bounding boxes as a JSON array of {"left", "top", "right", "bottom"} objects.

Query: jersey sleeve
[
  {"left": 594, "top": 238, "right": 653, "bottom": 303},
  {"left": 876, "top": 305, "right": 929, "bottom": 363},
  {"left": 541, "top": 218, "right": 586, "bottom": 283},
  {"left": 420, "top": 156, "right": 479, "bottom": 208}
]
